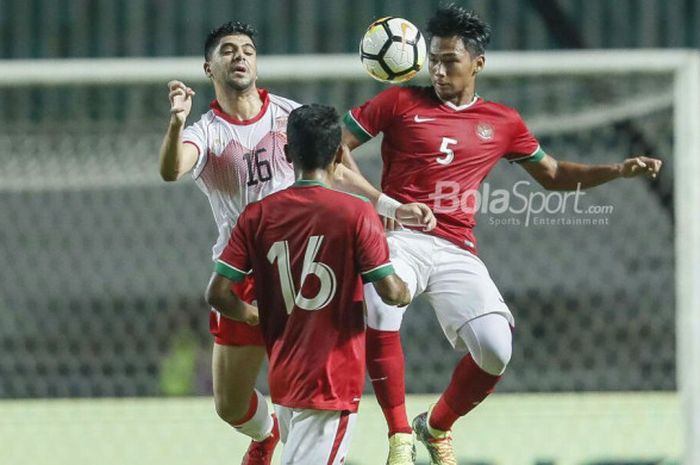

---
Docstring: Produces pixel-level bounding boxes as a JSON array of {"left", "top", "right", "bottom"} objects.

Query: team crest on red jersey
[{"left": 475, "top": 122, "right": 494, "bottom": 141}]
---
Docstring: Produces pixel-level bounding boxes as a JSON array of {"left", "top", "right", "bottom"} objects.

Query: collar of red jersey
[
  {"left": 293, "top": 179, "right": 329, "bottom": 188},
  {"left": 438, "top": 93, "right": 480, "bottom": 112},
  {"left": 209, "top": 88, "right": 270, "bottom": 125}
]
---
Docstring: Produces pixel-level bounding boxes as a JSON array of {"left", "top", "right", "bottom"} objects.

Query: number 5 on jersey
[
  {"left": 267, "top": 235, "right": 338, "bottom": 314},
  {"left": 437, "top": 137, "right": 458, "bottom": 165}
]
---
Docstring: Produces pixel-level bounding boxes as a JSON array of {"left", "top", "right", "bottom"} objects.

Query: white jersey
[{"left": 183, "top": 89, "right": 300, "bottom": 260}]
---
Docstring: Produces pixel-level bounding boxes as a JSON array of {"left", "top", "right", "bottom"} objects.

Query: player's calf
[
  {"left": 227, "top": 390, "right": 275, "bottom": 442},
  {"left": 215, "top": 389, "right": 256, "bottom": 425},
  {"left": 212, "top": 343, "right": 266, "bottom": 424},
  {"left": 366, "top": 327, "right": 412, "bottom": 435}
]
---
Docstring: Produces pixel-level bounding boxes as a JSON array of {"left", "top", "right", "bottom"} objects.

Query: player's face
[
  {"left": 428, "top": 36, "right": 482, "bottom": 102},
  {"left": 207, "top": 34, "right": 258, "bottom": 91}
]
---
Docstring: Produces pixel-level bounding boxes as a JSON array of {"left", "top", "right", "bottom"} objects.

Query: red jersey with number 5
[
  {"left": 215, "top": 180, "right": 394, "bottom": 412},
  {"left": 344, "top": 86, "right": 543, "bottom": 254}
]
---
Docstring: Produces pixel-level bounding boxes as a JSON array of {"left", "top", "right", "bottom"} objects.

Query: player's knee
[
  {"left": 460, "top": 313, "right": 513, "bottom": 376},
  {"left": 475, "top": 341, "right": 511, "bottom": 376}
]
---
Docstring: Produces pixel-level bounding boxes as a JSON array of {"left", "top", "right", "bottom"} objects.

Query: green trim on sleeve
[
  {"left": 527, "top": 147, "right": 546, "bottom": 163},
  {"left": 343, "top": 111, "right": 373, "bottom": 143},
  {"left": 361, "top": 263, "right": 395, "bottom": 283},
  {"left": 215, "top": 260, "right": 248, "bottom": 282},
  {"left": 512, "top": 146, "right": 546, "bottom": 164}
]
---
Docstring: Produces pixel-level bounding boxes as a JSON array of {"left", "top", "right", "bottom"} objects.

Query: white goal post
[{"left": 0, "top": 49, "right": 698, "bottom": 464}]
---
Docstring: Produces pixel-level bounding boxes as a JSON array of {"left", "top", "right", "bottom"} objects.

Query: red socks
[
  {"left": 366, "top": 330, "right": 503, "bottom": 435},
  {"left": 429, "top": 354, "right": 501, "bottom": 432},
  {"left": 366, "top": 328, "right": 412, "bottom": 435}
]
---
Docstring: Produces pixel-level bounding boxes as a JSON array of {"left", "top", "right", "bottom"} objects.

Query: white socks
[{"left": 234, "top": 389, "right": 274, "bottom": 441}]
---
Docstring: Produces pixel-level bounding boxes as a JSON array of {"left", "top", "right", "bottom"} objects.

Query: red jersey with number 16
[
  {"left": 215, "top": 180, "right": 394, "bottom": 412},
  {"left": 344, "top": 85, "right": 543, "bottom": 254}
]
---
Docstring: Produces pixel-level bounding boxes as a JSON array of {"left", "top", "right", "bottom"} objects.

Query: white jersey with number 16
[{"left": 183, "top": 89, "right": 300, "bottom": 260}]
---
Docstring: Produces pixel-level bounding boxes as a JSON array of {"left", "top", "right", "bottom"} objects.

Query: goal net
[{"left": 0, "top": 50, "right": 698, "bottom": 465}]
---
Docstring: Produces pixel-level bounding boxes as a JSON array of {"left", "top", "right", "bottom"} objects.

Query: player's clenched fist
[
  {"left": 620, "top": 156, "right": 662, "bottom": 179},
  {"left": 395, "top": 202, "right": 437, "bottom": 232},
  {"left": 167, "top": 80, "right": 195, "bottom": 125}
]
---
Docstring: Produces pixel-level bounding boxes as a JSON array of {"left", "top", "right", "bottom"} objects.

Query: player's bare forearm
[
  {"left": 205, "top": 273, "right": 260, "bottom": 325},
  {"left": 332, "top": 164, "right": 382, "bottom": 203},
  {"left": 160, "top": 80, "right": 198, "bottom": 181},
  {"left": 373, "top": 274, "right": 411, "bottom": 307},
  {"left": 332, "top": 165, "right": 437, "bottom": 231},
  {"left": 544, "top": 160, "right": 622, "bottom": 190},
  {"left": 159, "top": 119, "right": 187, "bottom": 181},
  {"left": 523, "top": 153, "right": 662, "bottom": 191}
]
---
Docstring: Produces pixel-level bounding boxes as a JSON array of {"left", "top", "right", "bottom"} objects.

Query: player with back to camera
[
  {"left": 336, "top": 5, "right": 663, "bottom": 465},
  {"left": 158, "top": 20, "right": 435, "bottom": 465},
  {"left": 205, "top": 103, "right": 412, "bottom": 465}
]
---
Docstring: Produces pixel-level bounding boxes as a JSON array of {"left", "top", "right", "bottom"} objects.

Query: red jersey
[
  {"left": 215, "top": 179, "right": 394, "bottom": 412},
  {"left": 344, "top": 86, "right": 543, "bottom": 254}
]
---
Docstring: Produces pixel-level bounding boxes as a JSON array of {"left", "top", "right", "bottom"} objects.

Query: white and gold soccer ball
[{"left": 359, "top": 17, "right": 427, "bottom": 83}]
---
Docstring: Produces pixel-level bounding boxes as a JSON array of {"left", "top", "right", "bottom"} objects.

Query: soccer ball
[{"left": 359, "top": 17, "right": 427, "bottom": 83}]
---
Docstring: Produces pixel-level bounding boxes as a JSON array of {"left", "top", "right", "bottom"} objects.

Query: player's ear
[
  {"left": 474, "top": 55, "right": 485, "bottom": 75},
  {"left": 284, "top": 144, "right": 292, "bottom": 163},
  {"left": 203, "top": 62, "right": 212, "bottom": 78}
]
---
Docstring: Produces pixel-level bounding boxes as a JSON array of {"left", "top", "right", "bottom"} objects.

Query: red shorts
[{"left": 209, "top": 276, "right": 265, "bottom": 346}]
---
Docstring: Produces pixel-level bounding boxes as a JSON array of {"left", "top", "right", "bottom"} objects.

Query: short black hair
[
  {"left": 287, "top": 105, "right": 341, "bottom": 171},
  {"left": 204, "top": 21, "right": 257, "bottom": 60},
  {"left": 427, "top": 4, "right": 491, "bottom": 56}
]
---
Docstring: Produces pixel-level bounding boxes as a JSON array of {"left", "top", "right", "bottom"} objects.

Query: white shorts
[
  {"left": 273, "top": 405, "right": 357, "bottom": 465},
  {"left": 365, "top": 229, "right": 513, "bottom": 350}
]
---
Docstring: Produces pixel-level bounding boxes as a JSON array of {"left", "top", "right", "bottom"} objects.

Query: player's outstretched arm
[
  {"left": 205, "top": 273, "right": 259, "bottom": 326},
  {"left": 521, "top": 153, "right": 662, "bottom": 191},
  {"left": 333, "top": 160, "right": 382, "bottom": 203},
  {"left": 159, "top": 80, "right": 199, "bottom": 181},
  {"left": 372, "top": 274, "right": 411, "bottom": 307},
  {"left": 333, "top": 163, "right": 437, "bottom": 231}
]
